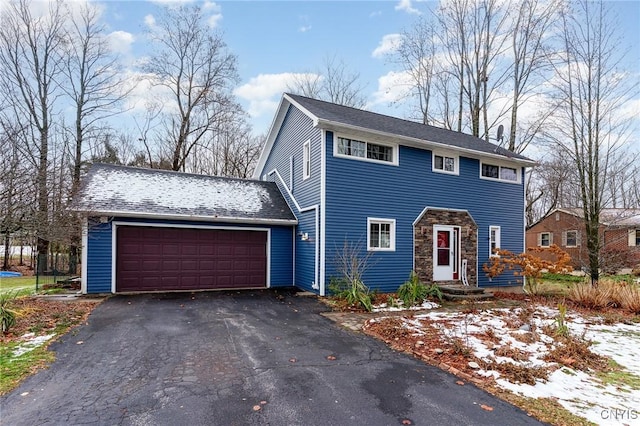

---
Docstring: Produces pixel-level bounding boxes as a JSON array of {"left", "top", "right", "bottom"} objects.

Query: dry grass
[
  {"left": 544, "top": 335, "right": 611, "bottom": 372},
  {"left": 566, "top": 278, "right": 640, "bottom": 314}
]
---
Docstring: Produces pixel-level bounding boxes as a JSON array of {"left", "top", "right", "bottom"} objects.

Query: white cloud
[
  {"left": 395, "top": 0, "right": 421, "bottom": 15},
  {"left": 107, "top": 31, "right": 135, "bottom": 55},
  {"left": 202, "top": 1, "right": 221, "bottom": 12},
  {"left": 299, "top": 25, "right": 312, "bottom": 33},
  {"left": 370, "top": 70, "right": 414, "bottom": 107},
  {"left": 207, "top": 13, "right": 222, "bottom": 28},
  {"left": 369, "top": 10, "right": 382, "bottom": 18},
  {"left": 372, "top": 34, "right": 403, "bottom": 58},
  {"left": 144, "top": 14, "right": 156, "bottom": 28},
  {"left": 234, "top": 73, "right": 317, "bottom": 117}
]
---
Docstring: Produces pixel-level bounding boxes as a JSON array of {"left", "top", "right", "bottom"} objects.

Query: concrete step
[
  {"left": 442, "top": 292, "right": 494, "bottom": 301},
  {"left": 438, "top": 285, "right": 486, "bottom": 295}
]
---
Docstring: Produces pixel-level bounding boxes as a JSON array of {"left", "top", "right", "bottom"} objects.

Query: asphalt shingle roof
[
  {"left": 286, "top": 93, "right": 533, "bottom": 162},
  {"left": 73, "top": 163, "right": 297, "bottom": 224}
]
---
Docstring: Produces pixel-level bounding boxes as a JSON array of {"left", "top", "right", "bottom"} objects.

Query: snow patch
[{"left": 12, "top": 333, "right": 56, "bottom": 357}]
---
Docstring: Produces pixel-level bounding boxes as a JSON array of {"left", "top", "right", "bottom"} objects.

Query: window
[
  {"left": 564, "top": 230, "right": 578, "bottom": 247},
  {"left": 628, "top": 229, "right": 640, "bottom": 247},
  {"left": 303, "top": 140, "right": 310, "bottom": 180},
  {"left": 481, "top": 161, "right": 520, "bottom": 183},
  {"left": 489, "top": 226, "right": 501, "bottom": 256},
  {"left": 539, "top": 232, "right": 552, "bottom": 247},
  {"left": 367, "top": 218, "right": 396, "bottom": 251},
  {"left": 636, "top": 230, "right": 640, "bottom": 247},
  {"left": 432, "top": 152, "right": 459, "bottom": 175},
  {"left": 336, "top": 137, "right": 397, "bottom": 165}
]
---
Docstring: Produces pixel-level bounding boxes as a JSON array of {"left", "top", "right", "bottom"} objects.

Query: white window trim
[
  {"left": 489, "top": 225, "right": 501, "bottom": 257},
  {"left": 333, "top": 135, "right": 399, "bottom": 166},
  {"left": 367, "top": 217, "right": 396, "bottom": 252},
  {"left": 539, "top": 232, "right": 552, "bottom": 247},
  {"left": 303, "top": 140, "right": 310, "bottom": 180},
  {"left": 564, "top": 230, "right": 579, "bottom": 248},
  {"left": 479, "top": 160, "right": 522, "bottom": 184},
  {"left": 432, "top": 151, "right": 459, "bottom": 175}
]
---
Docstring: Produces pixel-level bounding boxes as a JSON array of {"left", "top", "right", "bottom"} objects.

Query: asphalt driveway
[{"left": 1, "top": 290, "right": 544, "bottom": 425}]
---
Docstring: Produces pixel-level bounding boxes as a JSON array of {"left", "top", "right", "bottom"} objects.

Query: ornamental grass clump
[{"left": 397, "top": 271, "right": 443, "bottom": 307}]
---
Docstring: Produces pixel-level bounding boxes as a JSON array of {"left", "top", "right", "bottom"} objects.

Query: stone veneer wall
[{"left": 414, "top": 209, "right": 478, "bottom": 286}]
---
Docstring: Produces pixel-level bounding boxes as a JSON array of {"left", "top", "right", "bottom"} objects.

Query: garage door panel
[{"left": 116, "top": 226, "right": 267, "bottom": 292}]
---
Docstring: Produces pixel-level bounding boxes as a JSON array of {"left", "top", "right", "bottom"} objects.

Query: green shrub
[
  {"left": 329, "top": 277, "right": 373, "bottom": 312},
  {"left": 0, "top": 291, "right": 19, "bottom": 333},
  {"left": 397, "top": 271, "right": 443, "bottom": 307}
]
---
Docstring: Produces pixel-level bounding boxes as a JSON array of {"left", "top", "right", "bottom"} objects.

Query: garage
[
  {"left": 116, "top": 226, "right": 267, "bottom": 292},
  {"left": 74, "top": 164, "right": 296, "bottom": 294}
]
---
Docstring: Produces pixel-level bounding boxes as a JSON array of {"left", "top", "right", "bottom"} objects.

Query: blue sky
[{"left": 85, "top": 1, "right": 640, "bottom": 139}]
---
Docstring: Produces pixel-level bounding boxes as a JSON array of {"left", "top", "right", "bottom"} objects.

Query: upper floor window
[
  {"left": 489, "top": 225, "right": 501, "bottom": 256},
  {"left": 539, "top": 232, "right": 552, "bottom": 247},
  {"left": 432, "top": 152, "right": 459, "bottom": 175},
  {"left": 481, "top": 162, "right": 520, "bottom": 183},
  {"left": 367, "top": 218, "right": 396, "bottom": 251},
  {"left": 335, "top": 136, "right": 397, "bottom": 165},
  {"left": 303, "top": 140, "right": 310, "bottom": 180}
]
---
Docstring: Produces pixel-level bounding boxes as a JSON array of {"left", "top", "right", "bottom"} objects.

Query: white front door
[{"left": 433, "top": 225, "right": 460, "bottom": 281}]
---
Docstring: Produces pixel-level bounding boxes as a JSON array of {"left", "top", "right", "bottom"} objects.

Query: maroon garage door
[{"left": 116, "top": 226, "right": 267, "bottom": 292}]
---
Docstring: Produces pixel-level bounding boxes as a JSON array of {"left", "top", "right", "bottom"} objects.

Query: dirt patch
[{"left": 2, "top": 296, "right": 102, "bottom": 343}]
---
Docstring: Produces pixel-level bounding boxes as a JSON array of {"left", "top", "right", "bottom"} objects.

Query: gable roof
[
  {"left": 538, "top": 208, "right": 640, "bottom": 228},
  {"left": 255, "top": 93, "right": 535, "bottom": 177},
  {"left": 73, "top": 163, "right": 297, "bottom": 225}
]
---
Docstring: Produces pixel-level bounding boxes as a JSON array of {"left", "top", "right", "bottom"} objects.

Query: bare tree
[
  {"left": 144, "top": 4, "right": 239, "bottom": 172},
  {"left": 287, "top": 55, "right": 367, "bottom": 108},
  {"left": 0, "top": 0, "right": 68, "bottom": 272},
  {"left": 545, "top": 0, "right": 638, "bottom": 285},
  {"left": 505, "top": 0, "right": 557, "bottom": 153},
  {"left": 437, "top": 0, "right": 510, "bottom": 140},
  {"left": 390, "top": 18, "right": 439, "bottom": 124}
]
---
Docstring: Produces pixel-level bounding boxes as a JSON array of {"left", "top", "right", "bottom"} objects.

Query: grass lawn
[
  {"left": 0, "top": 276, "right": 71, "bottom": 295},
  {"left": 0, "top": 277, "right": 39, "bottom": 294}
]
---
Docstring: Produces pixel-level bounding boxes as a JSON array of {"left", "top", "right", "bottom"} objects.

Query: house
[
  {"left": 526, "top": 208, "right": 640, "bottom": 271},
  {"left": 253, "top": 93, "right": 535, "bottom": 295},
  {"left": 75, "top": 93, "right": 535, "bottom": 295}
]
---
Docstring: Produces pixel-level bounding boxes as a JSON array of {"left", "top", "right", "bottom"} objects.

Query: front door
[{"left": 433, "top": 225, "right": 460, "bottom": 281}]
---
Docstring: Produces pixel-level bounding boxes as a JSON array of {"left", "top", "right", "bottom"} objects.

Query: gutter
[
  {"left": 316, "top": 119, "right": 538, "bottom": 167},
  {"left": 74, "top": 210, "right": 298, "bottom": 226}
]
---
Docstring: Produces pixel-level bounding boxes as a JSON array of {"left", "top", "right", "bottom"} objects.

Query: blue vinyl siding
[
  {"left": 85, "top": 217, "right": 294, "bottom": 293},
  {"left": 86, "top": 220, "right": 113, "bottom": 293},
  {"left": 258, "top": 105, "right": 324, "bottom": 292},
  {"left": 324, "top": 132, "right": 525, "bottom": 291},
  {"left": 295, "top": 211, "right": 318, "bottom": 292}
]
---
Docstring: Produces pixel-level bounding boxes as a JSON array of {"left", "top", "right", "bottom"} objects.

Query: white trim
[
  {"left": 267, "top": 168, "right": 320, "bottom": 293},
  {"left": 539, "top": 231, "right": 552, "bottom": 247},
  {"left": 333, "top": 134, "right": 399, "bottom": 166},
  {"left": 480, "top": 160, "right": 522, "bottom": 184},
  {"left": 303, "top": 140, "right": 311, "bottom": 180},
  {"left": 320, "top": 129, "right": 327, "bottom": 296},
  {"left": 81, "top": 220, "right": 88, "bottom": 294},
  {"left": 318, "top": 118, "right": 537, "bottom": 167},
  {"left": 367, "top": 217, "right": 396, "bottom": 251},
  {"left": 489, "top": 225, "right": 501, "bottom": 257},
  {"left": 289, "top": 156, "right": 294, "bottom": 191},
  {"left": 111, "top": 221, "right": 272, "bottom": 294},
  {"left": 76, "top": 210, "right": 297, "bottom": 226},
  {"left": 432, "top": 151, "right": 459, "bottom": 175},
  {"left": 413, "top": 206, "right": 477, "bottom": 227}
]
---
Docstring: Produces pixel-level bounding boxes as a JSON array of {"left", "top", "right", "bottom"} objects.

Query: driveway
[{"left": 1, "top": 290, "right": 543, "bottom": 425}]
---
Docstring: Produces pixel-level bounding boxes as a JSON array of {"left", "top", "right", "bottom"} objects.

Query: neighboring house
[
  {"left": 254, "top": 93, "right": 535, "bottom": 295},
  {"left": 75, "top": 93, "right": 535, "bottom": 295},
  {"left": 526, "top": 208, "right": 640, "bottom": 270},
  {"left": 73, "top": 164, "right": 297, "bottom": 294}
]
